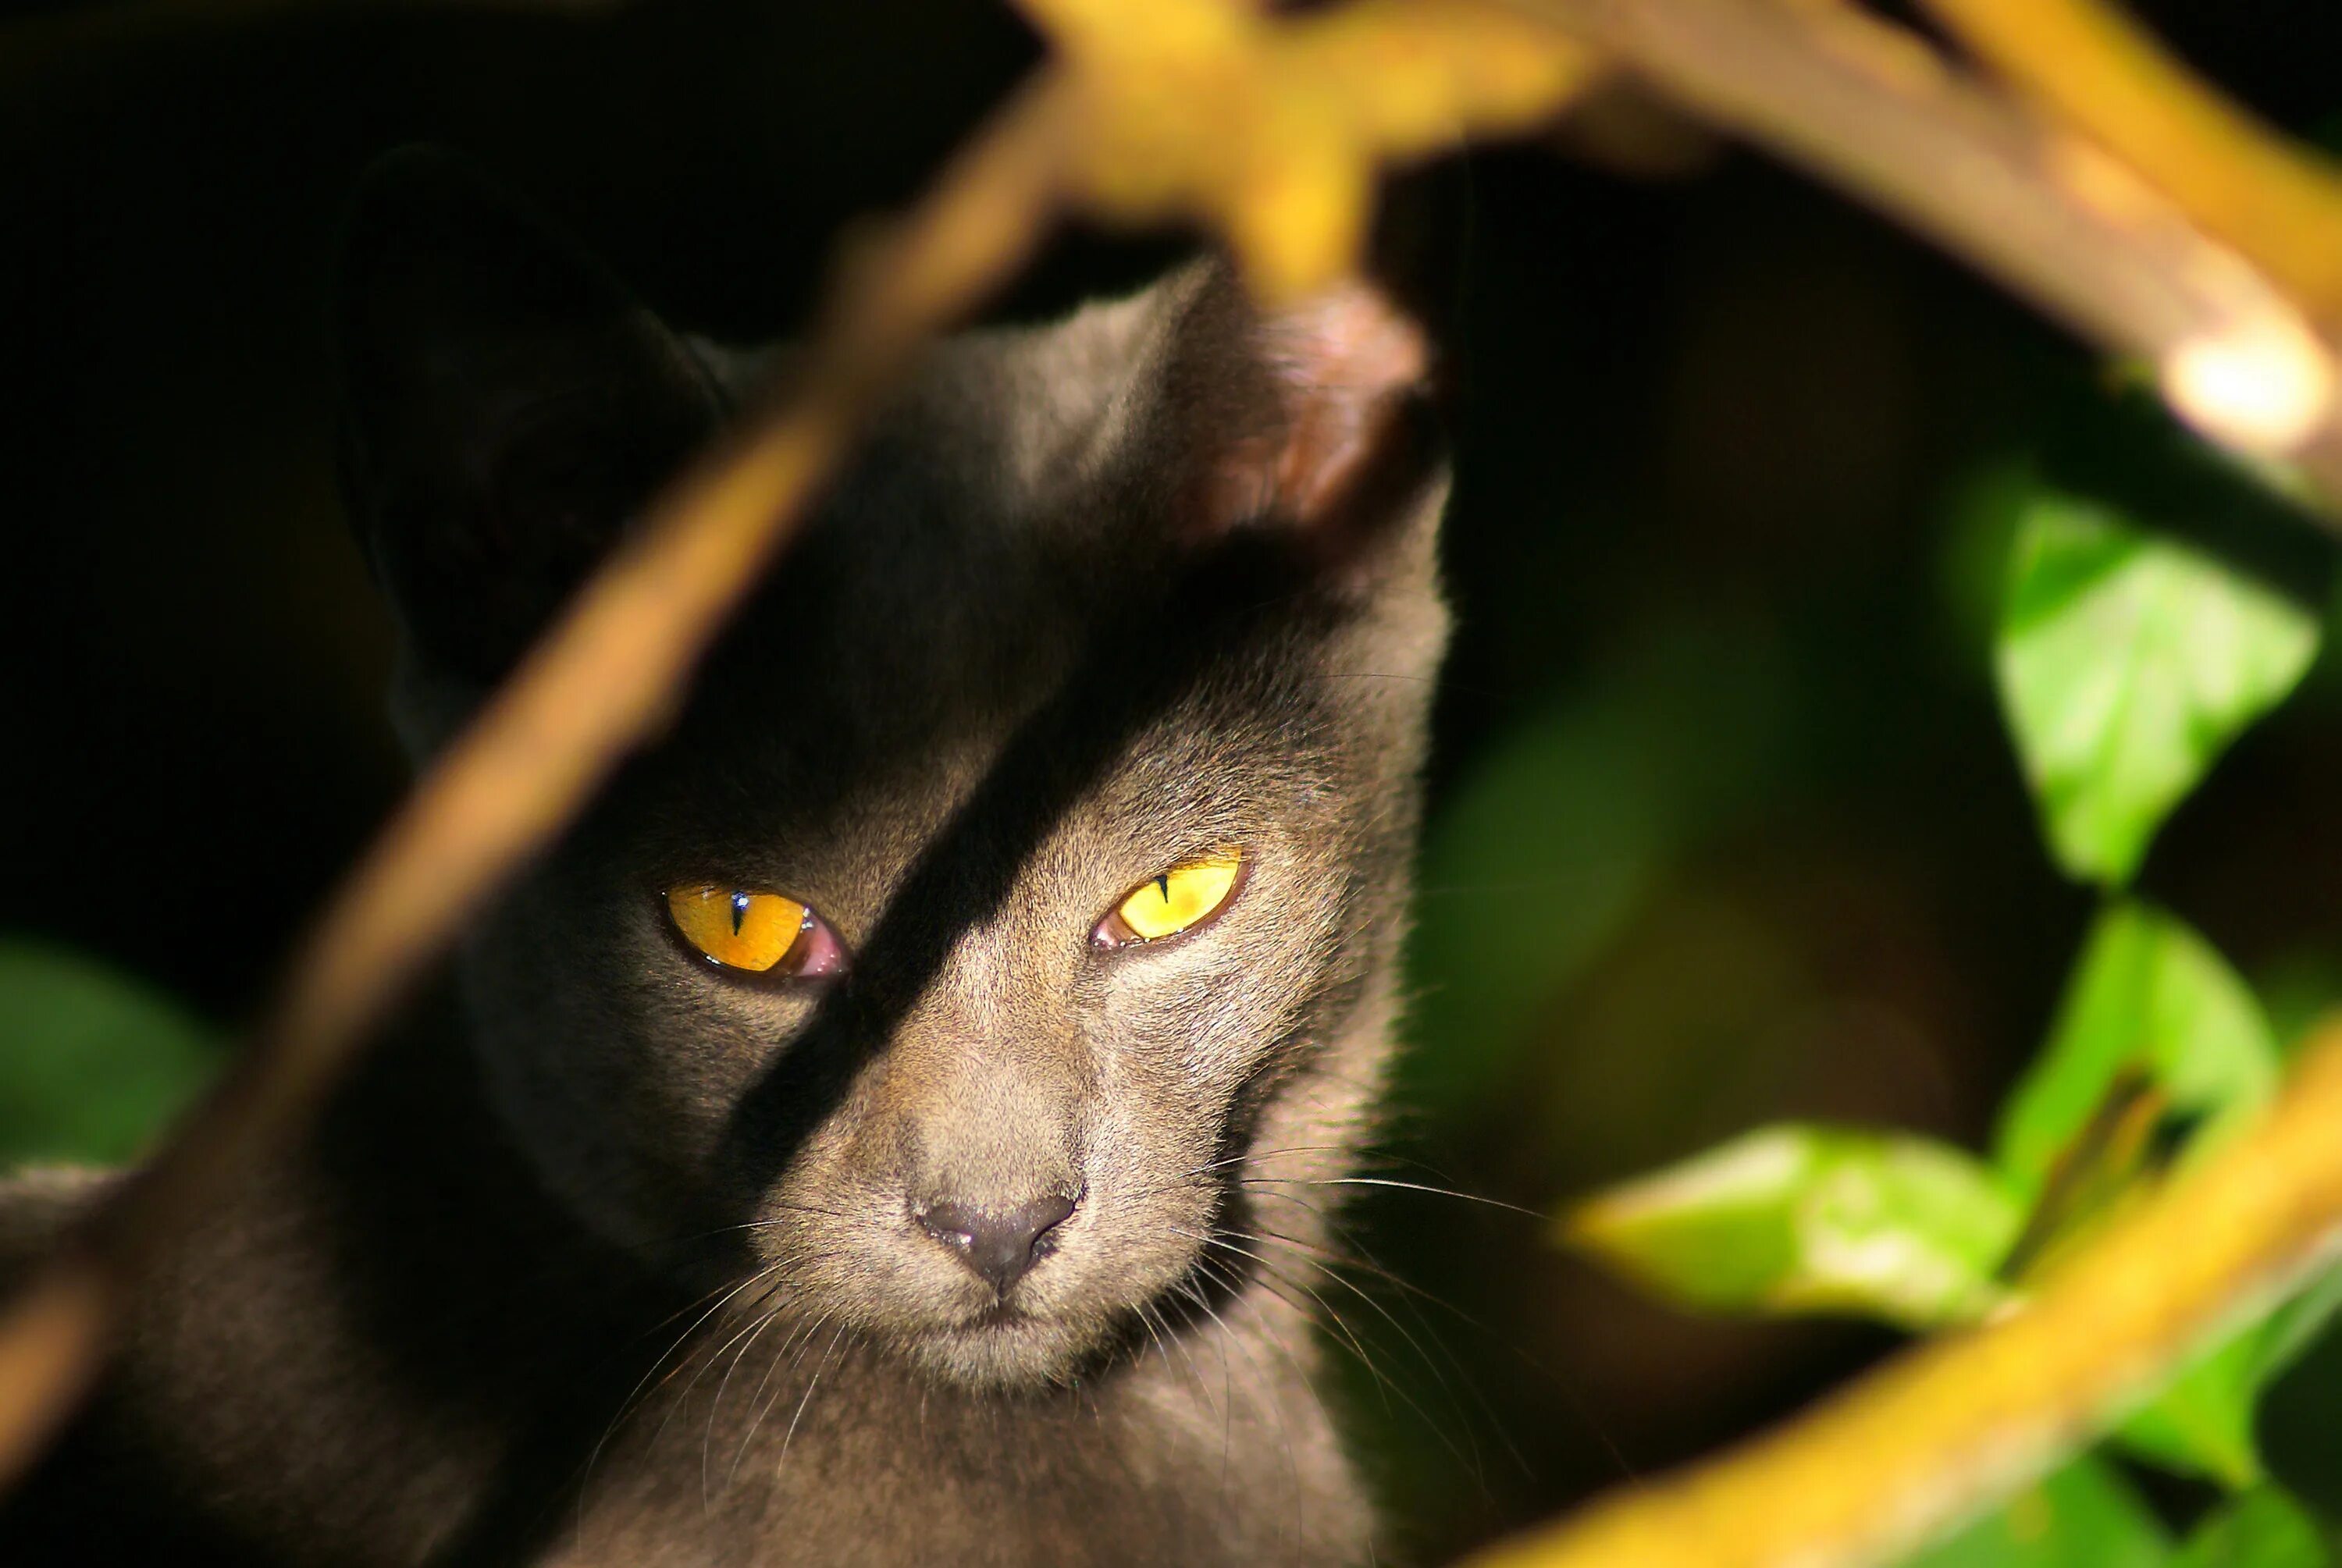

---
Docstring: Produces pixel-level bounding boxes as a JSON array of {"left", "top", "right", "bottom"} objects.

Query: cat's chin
[{"left": 902, "top": 1309, "right": 1105, "bottom": 1391}]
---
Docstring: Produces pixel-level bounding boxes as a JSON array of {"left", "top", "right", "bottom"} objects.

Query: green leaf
[
  {"left": 0, "top": 938, "right": 220, "bottom": 1167},
  {"left": 1994, "top": 901, "right": 2280, "bottom": 1208},
  {"left": 1563, "top": 1125, "right": 2023, "bottom": 1332},
  {"left": 1992, "top": 902, "right": 2334, "bottom": 1485},
  {"left": 1987, "top": 901, "right": 2293, "bottom": 1487},
  {"left": 2171, "top": 1487, "right": 2328, "bottom": 1568},
  {"left": 2257, "top": 1262, "right": 2342, "bottom": 1387},
  {"left": 1899, "top": 1456, "right": 2171, "bottom": 1568},
  {"left": 1995, "top": 491, "right": 2318, "bottom": 886},
  {"left": 2119, "top": 1329, "right": 2267, "bottom": 1488},
  {"left": 2120, "top": 1260, "right": 2342, "bottom": 1490}
]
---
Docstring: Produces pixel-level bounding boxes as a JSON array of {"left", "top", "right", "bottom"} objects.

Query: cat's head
[{"left": 339, "top": 150, "right": 1449, "bottom": 1388}]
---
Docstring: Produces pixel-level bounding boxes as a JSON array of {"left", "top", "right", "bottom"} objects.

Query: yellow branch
[
  {"left": 1462, "top": 1024, "right": 2342, "bottom": 1568},
  {"left": 1030, "top": 0, "right": 1603, "bottom": 300},
  {"left": 1917, "top": 0, "right": 2342, "bottom": 324},
  {"left": 1520, "top": 0, "right": 2342, "bottom": 493}
]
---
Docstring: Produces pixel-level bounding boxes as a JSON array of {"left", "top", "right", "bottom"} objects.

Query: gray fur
[{"left": 0, "top": 150, "right": 1448, "bottom": 1566}]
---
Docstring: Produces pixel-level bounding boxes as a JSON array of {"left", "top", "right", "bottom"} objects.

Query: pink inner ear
[{"left": 1201, "top": 283, "right": 1431, "bottom": 539}]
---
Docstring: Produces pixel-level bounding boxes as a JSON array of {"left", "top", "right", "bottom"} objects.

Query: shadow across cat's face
[{"left": 338, "top": 151, "right": 1449, "bottom": 1388}]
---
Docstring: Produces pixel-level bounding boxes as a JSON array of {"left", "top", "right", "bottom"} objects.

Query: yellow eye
[
  {"left": 1097, "top": 848, "right": 1245, "bottom": 948},
  {"left": 666, "top": 885, "right": 828, "bottom": 974}
]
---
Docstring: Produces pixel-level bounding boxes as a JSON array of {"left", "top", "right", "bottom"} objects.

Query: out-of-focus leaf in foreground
[
  {"left": 2120, "top": 1330, "right": 2269, "bottom": 1488},
  {"left": 2169, "top": 1486, "right": 2327, "bottom": 1568},
  {"left": 1898, "top": 1456, "right": 2171, "bottom": 1567},
  {"left": 1562, "top": 1125, "right": 2021, "bottom": 1332},
  {"left": 0, "top": 938, "right": 219, "bottom": 1168},
  {"left": 1988, "top": 901, "right": 2290, "bottom": 1484},
  {"left": 1994, "top": 901, "right": 2279, "bottom": 1211},
  {"left": 1995, "top": 491, "right": 2317, "bottom": 887},
  {"left": 2120, "top": 1257, "right": 2342, "bottom": 1489}
]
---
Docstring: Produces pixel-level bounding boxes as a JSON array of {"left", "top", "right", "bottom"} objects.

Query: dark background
[{"left": 7, "top": 0, "right": 2342, "bottom": 1559}]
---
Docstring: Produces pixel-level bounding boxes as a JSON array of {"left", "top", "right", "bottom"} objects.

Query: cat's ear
[
  {"left": 1151, "top": 263, "right": 1443, "bottom": 587},
  {"left": 336, "top": 148, "right": 723, "bottom": 679}
]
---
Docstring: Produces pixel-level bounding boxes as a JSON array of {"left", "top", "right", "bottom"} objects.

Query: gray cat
[{"left": 0, "top": 149, "right": 1450, "bottom": 1566}]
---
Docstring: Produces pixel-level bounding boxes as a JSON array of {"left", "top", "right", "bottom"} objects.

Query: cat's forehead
[
  {"left": 667, "top": 273, "right": 1447, "bottom": 799},
  {"left": 712, "top": 279, "right": 1180, "bottom": 563},
  {"left": 691, "top": 300, "right": 1196, "bottom": 741},
  {"left": 642, "top": 428, "right": 1394, "bottom": 892}
]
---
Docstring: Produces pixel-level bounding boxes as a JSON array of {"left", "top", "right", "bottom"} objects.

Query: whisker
[
  {"left": 652, "top": 1272, "right": 802, "bottom": 1459},
  {"left": 702, "top": 1293, "right": 792, "bottom": 1506},
  {"left": 736, "top": 1306, "right": 838, "bottom": 1475},
  {"left": 1246, "top": 1186, "right": 1602, "bottom": 1480},
  {"left": 1241, "top": 1194, "right": 1497, "bottom": 1328},
  {"left": 776, "top": 1323, "right": 849, "bottom": 1477},
  {"left": 1182, "top": 1228, "right": 1387, "bottom": 1418},
  {"left": 1186, "top": 1256, "right": 1323, "bottom": 1553},
  {"left": 1236, "top": 1174, "right": 1543, "bottom": 1219},
  {"left": 1241, "top": 1229, "right": 1493, "bottom": 1484},
  {"left": 1169, "top": 1269, "right": 1303, "bottom": 1532},
  {"left": 579, "top": 1260, "right": 790, "bottom": 1525},
  {"left": 1212, "top": 1225, "right": 1494, "bottom": 1488}
]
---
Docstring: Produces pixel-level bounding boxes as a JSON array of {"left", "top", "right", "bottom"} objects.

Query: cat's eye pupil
[{"left": 731, "top": 891, "right": 750, "bottom": 935}]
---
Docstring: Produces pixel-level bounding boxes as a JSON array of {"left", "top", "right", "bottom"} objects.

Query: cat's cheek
[{"left": 1116, "top": 961, "right": 1313, "bottom": 1087}]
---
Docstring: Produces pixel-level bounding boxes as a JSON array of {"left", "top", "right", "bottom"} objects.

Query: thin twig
[{"left": 1463, "top": 1022, "right": 2342, "bottom": 1568}]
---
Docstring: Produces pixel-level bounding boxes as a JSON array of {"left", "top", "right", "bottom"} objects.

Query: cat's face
[{"left": 340, "top": 151, "right": 1447, "bottom": 1388}]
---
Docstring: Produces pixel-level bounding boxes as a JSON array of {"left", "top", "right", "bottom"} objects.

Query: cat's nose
[{"left": 916, "top": 1192, "right": 1079, "bottom": 1296}]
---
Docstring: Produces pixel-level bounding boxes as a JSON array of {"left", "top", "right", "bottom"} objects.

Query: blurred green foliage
[
  {"left": 1902, "top": 1459, "right": 2170, "bottom": 1568},
  {"left": 1559, "top": 464, "right": 2342, "bottom": 1561},
  {"left": 1401, "top": 619, "right": 1793, "bottom": 1119},
  {"left": 1899, "top": 1465, "right": 2326, "bottom": 1568},
  {"left": 0, "top": 938, "right": 219, "bottom": 1168},
  {"left": 8, "top": 460, "right": 2338, "bottom": 1559},
  {"left": 1995, "top": 901, "right": 2276, "bottom": 1214},
  {"left": 2173, "top": 1490, "right": 2331, "bottom": 1568},
  {"left": 1996, "top": 490, "right": 2319, "bottom": 887},
  {"left": 1565, "top": 1125, "right": 2019, "bottom": 1332}
]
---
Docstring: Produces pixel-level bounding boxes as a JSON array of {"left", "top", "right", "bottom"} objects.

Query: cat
[{"left": 0, "top": 147, "right": 1451, "bottom": 1566}]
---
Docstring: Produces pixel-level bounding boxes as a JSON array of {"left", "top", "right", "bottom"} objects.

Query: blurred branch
[
  {"left": 1520, "top": 0, "right": 2342, "bottom": 502},
  {"left": 1916, "top": 0, "right": 2342, "bottom": 321},
  {"left": 1023, "top": 0, "right": 1602, "bottom": 300},
  {"left": 1464, "top": 1022, "right": 2342, "bottom": 1568}
]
